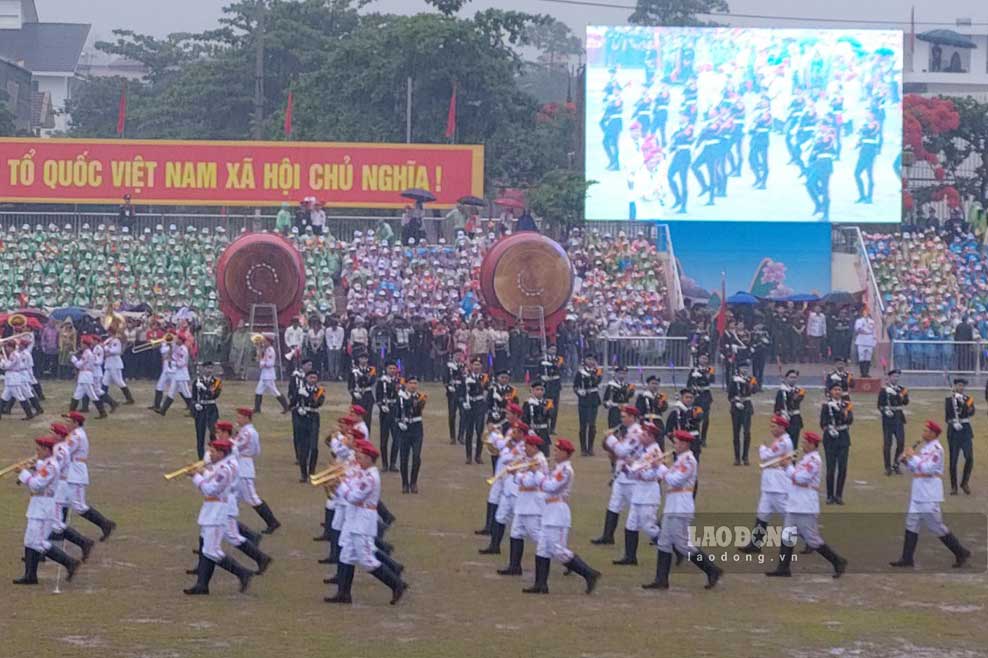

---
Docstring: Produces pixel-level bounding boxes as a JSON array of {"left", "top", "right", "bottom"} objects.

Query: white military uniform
[
  {"left": 854, "top": 316, "right": 876, "bottom": 365},
  {"left": 655, "top": 449, "right": 698, "bottom": 555},
  {"left": 1, "top": 348, "right": 28, "bottom": 402},
  {"left": 91, "top": 344, "right": 106, "bottom": 395},
  {"left": 51, "top": 439, "right": 73, "bottom": 532},
  {"left": 326, "top": 437, "right": 354, "bottom": 516},
  {"left": 233, "top": 423, "right": 263, "bottom": 507},
  {"left": 71, "top": 348, "right": 100, "bottom": 402},
  {"left": 168, "top": 342, "right": 192, "bottom": 398},
  {"left": 756, "top": 433, "right": 794, "bottom": 522},
  {"left": 18, "top": 344, "right": 39, "bottom": 396},
  {"left": 155, "top": 344, "right": 175, "bottom": 394},
  {"left": 494, "top": 440, "right": 524, "bottom": 525},
  {"left": 486, "top": 428, "right": 509, "bottom": 505},
  {"left": 628, "top": 442, "right": 663, "bottom": 539},
  {"left": 192, "top": 455, "right": 237, "bottom": 561},
  {"left": 338, "top": 465, "right": 382, "bottom": 571},
  {"left": 19, "top": 456, "right": 60, "bottom": 552},
  {"left": 102, "top": 336, "right": 127, "bottom": 389},
  {"left": 65, "top": 426, "right": 92, "bottom": 513},
  {"left": 903, "top": 439, "right": 949, "bottom": 536},
  {"left": 509, "top": 451, "right": 549, "bottom": 542},
  {"left": 255, "top": 345, "right": 281, "bottom": 396},
  {"left": 605, "top": 423, "right": 642, "bottom": 514},
  {"left": 783, "top": 449, "right": 825, "bottom": 549},
  {"left": 536, "top": 459, "right": 575, "bottom": 562}
]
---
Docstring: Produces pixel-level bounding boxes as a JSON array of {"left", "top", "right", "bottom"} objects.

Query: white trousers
[
  {"left": 656, "top": 513, "right": 696, "bottom": 555},
  {"left": 155, "top": 371, "right": 174, "bottom": 393},
  {"left": 905, "top": 501, "right": 950, "bottom": 536},
  {"left": 200, "top": 524, "right": 226, "bottom": 561},
  {"left": 2, "top": 383, "right": 28, "bottom": 402},
  {"left": 784, "top": 512, "right": 824, "bottom": 549},
  {"left": 237, "top": 478, "right": 262, "bottom": 508},
  {"left": 856, "top": 344, "right": 875, "bottom": 363},
  {"left": 607, "top": 481, "right": 634, "bottom": 514},
  {"left": 24, "top": 517, "right": 55, "bottom": 552},
  {"left": 167, "top": 379, "right": 192, "bottom": 399},
  {"left": 510, "top": 512, "right": 542, "bottom": 542},
  {"left": 495, "top": 493, "right": 516, "bottom": 525},
  {"left": 72, "top": 381, "right": 100, "bottom": 402},
  {"left": 340, "top": 532, "right": 381, "bottom": 571},
  {"left": 103, "top": 368, "right": 127, "bottom": 389},
  {"left": 627, "top": 503, "right": 660, "bottom": 538},
  {"left": 224, "top": 515, "right": 245, "bottom": 547},
  {"left": 255, "top": 379, "right": 281, "bottom": 396},
  {"left": 536, "top": 524, "right": 573, "bottom": 562},
  {"left": 756, "top": 491, "right": 788, "bottom": 523}
]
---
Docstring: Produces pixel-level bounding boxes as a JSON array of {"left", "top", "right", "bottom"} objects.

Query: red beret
[
  {"left": 80, "top": 335, "right": 95, "bottom": 346},
  {"left": 18, "top": 339, "right": 30, "bottom": 349},
  {"left": 351, "top": 405, "right": 367, "bottom": 416},
  {"left": 642, "top": 421, "right": 662, "bottom": 437},
  {"left": 925, "top": 420, "right": 942, "bottom": 436},
  {"left": 512, "top": 420, "right": 530, "bottom": 433},
  {"left": 215, "top": 421, "right": 235, "bottom": 433},
  {"left": 351, "top": 428, "right": 366, "bottom": 441},
  {"left": 49, "top": 423, "right": 69, "bottom": 437},
  {"left": 209, "top": 438, "right": 233, "bottom": 453},
  {"left": 35, "top": 436, "right": 57, "bottom": 449},
  {"left": 235, "top": 407, "right": 253, "bottom": 419},
  {"left": 554, "top": 438, "right": 575, "bottom": 454},
  {"left": 507, "top": 402, "right": 524, "bottom": 416},
  {"left": 803, "top": 432, "right": 822, "bottom": 445},
  {"left": 339, "top": 416, "right": 356, "bottom": 426},
  {"left": 524, "top": 434, "right": 544, "bottom": 447},
  {"left": 672, "top": 429, "right": 694, "bottom": 442},
  {"left": 356, "top": 441, "right": 380, "bottom": 459},
  {"left": 770, "top": 415, "right": 790, "bottom": 429},
  {"left": 621, "top": 405, "right": 639, "bottom": 417},
  {"left": 62, "top": 411, "right": 85, "bottom": 424}
]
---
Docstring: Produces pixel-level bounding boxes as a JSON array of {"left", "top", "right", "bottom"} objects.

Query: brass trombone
[
  {"left": 0, "top": 457, "right": 36, "bottom": 479},
  {"left": 310, "top": 463, "right": 348, "bottom": 486},
  {"left": 759, "top": 451, "right": 799, "bottom": 470},
  {"left": 0, "top": 332, "right": 33, "bottom": 346},
  {"left": 133, "top": 333, "right": 175, "bottom": 354},
  {"left": 163, "top": 460, "right": 206, "bottom": 480},
  {"left": 485, "top": 458, "right": 540, "bottom": 486}
]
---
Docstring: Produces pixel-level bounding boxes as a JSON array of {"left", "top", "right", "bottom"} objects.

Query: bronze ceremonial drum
[
  {"left": 479, "top": 232, "right": 574, "bottom": 327},
  {"left": 215, "top": 232, "right": 305, "bottom": 327}
]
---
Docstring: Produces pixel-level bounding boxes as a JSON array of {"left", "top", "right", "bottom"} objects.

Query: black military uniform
[
  {"left": 824, "top": 362, "right": 853, "bottom": 399},
  {"left": 602, "top": 368, "right": 635, "bottom": 429},
  {"left": 748, "top": 106, "right": 771, "bottom": 188},
  {"left": 854, "top": 119, "right": 881, "bottom": 203},
  {"left": 635, "top": 379, "right": 668, "bottom": 449},
  {"left": 946, "top": 382, "right": 975, "bottom": 495},
  {"left": 877, "top": 371, "right": 909, "bottom": 475},
  {"left": 397, "top": 383, "right": 427, "bottom": 494},
  {"left": 291, "top": 378, "right": 325, "bottom": 482},
  {"left": 486, "top": 375, "right": 516, "bottom": 425},
  {"left": 375, "top": 368, "right": 401, "bottom": 472},
  {"left": 728, "top": 366, "right": 757, "bottom": 465},
  {"left": 820, "top": 395, "right": 854, "bottom": 504},
  {"left": 774, "top": 378, "right": 806, "bottom": 442},
  {"left": 573, "top": 363, "right": 603, "bottom": 456},
  {"left": 523, "top": 383, "right": 553, "bottom": 456},
  {"left": 539, "top": 351, "right": 564, "bottom": 433},
  {"left": 667, "top": 123, "right": 694, "bottom": 214},
  {"left": 191, "top": 368, "right": 222, "bottom": 460},
  {"left": 750, "top": 322, "right": 771, "bottom": 389},
  {"left": 458, "top": 364, "right": 489, "bottom": 464},
  {"left": 806, "top": 130, "right": 837, "bottom": 220},
  {"left": 288, "top": 363, "right": 307, "bottom": 468},
  {"left": 687, "top": 362, "right": 715, "bottom": 445},
  {"left": 347, "top": 359, "right": 376, "bottom": 433},
  {"left": 443, "top": 357, "right": 465, "bottom": 444}
]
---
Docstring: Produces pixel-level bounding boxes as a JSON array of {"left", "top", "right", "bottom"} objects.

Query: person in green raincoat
[{"left": 276, "top": 202, "right": 293, "bottom": 234}]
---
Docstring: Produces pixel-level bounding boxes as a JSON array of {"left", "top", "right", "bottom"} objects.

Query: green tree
[
  {"left": 629, "top": 0, "right": 730, "bottom": 26},
  {"left": 425, "top": 0, "right": 470, "bottom": 16},
  {"left": 527, "top": 169, "right": 595, "bottom": 238},
  {"left": 935, "top": 95, "right": 988, "bottom": 207},
  {"left": 0, "top": 89, "right": 16, "bottom": 136},
  {"left": 524, "top": 16, "right": 582, "bottom": 68}
]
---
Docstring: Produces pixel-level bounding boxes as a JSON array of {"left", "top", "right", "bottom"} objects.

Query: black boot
[
  {"left": 480, "top": 521, "right": 505, "bottom": 555},
  {"left": 13, "top": 547, "right": 40, "bottom": 585},
  {"left": 325, "top": 563, "right": 353, "bottom": 603},
  {"left": 30, "top": 396, "right": 44, "bottom": 415},
  {"left": 889, "top": 530, "right": 918, "bottom": 567},
  {"left": 375, "top": 549, "right": 404, "bottom": 576},
  {"left": 156, "top": 397, "right": 173, "bottom": 416},
  {"left": 690, "top": 551, "right": 723, "bottom": 589},
  {"left": 61, "top": 526, "right": 95, "bottom": 562},
  {"left": 94, "top": 400, "right": 108, "bottom": 418},
  {"left": 523, "top": 555, "right": 550, "bottom": 594},
  {"left": 475, "top": 502, "right": 496, "bottom": 536},
  {"left": 69, "top": 398, "right": 79, "bottom": 413},
  {"left": 370, "top": 563, "right": 407, "bottom": 604},
  {"left": 253, "top": 394, "right": 263, "bottom": 414},
  {"left": 277, "top": 395, "right": 291, "bottom": 414},
  {"left": 102, "top": 393, "right": 119, "bottom": 414},
  {"left": 319, "top": 530, "right": 341, "bottom": 564},
  {"left": 148, "top": 390, "right": 162, "bottom": 411},
  {"left": 19, "top": 400, "right": 35, "bottom": 420},
  {"left": 591, "top": 510, "right": 619, "bottom": 545},
  {"left": 187, "top": 537, "right": 204, "bottom": 574},
  {"left": 766, "top": 543, "right": 794, "bottom": 577},
  {"left": 80, "top": 507, "right": 116, "bottom": 541},
  {"left": 314, "top": 508, "right": 334, "bottom": 541},
  {"left": 497, "top": 538, "right": 524, "bottom": 575},
  {"left": 45, "top": 545, "right": 80, "bottom": 582},
  {"left": 121, "top": 387, "right": 135, "bottom": 405},
  {"left": 816, "top": 543, "right": 847, "bottom": 579},
  {"left": 564, "top": 554, "right": 600, "bottom": 594},
  {"left": 184, "top": 556, "right": 215, "bottom": 595},
  {"left": 377, "top": 500, "right": 396, "bottom": 527},
  {"left": 80, "top": 396, "right": 90, "bottom": 412},
  {"left": 33, "top": 383, "right": 45, "bottom": 401},
  {"left": 217, "top": 555, "right": 253, "bottom": 593},
  {"left": 613, "top": 529, "right": 639, "bottom": 565},
  {"left": 739, "top": 519, "right": 767, "bottom": 554},
  {"left": 940, "top": 533, "right": 971, "bottom": 568},
  {"left": 237, "top": 521, "right": 262, "bottom": 546},
  {"left": 642, "top": 550, "right": 672, "bottom": 589},
  {"left": 236, "top": 539, "right": 272, "bottom": 575},
  {"left": 254, "top": 501, "right": 281, "bottom": 534}
]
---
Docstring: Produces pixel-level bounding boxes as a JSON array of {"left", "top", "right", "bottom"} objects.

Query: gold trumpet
[
  {"left": 309, "top": 463, "right": 347, "bottom": 486},
  {"left": 0, "top": 457, "right": 36, "bottom": 479},
  {"left": 251, "top": 333, "right": 269, "bottom": 346},
  {"left": 7, "top": 313, "right": 26, "bottom": 329},
  {"left": 0, "top": 332, "right": 33, "bottom": 346},
  {"left": 102, "top": 310, "right": 124, "bottom": 334},
  {"left": 759, "top": 451, "right": 799, "bottom": 470},
  {"left": 133, "top": 333, "right": 175, "bottom": 354},
  {"left": 482, "top": 434, "right": 500, "bottom": 456},
  {"left": 627, "top": 451, "right": 672, "bottom": 474},
  {"left": 163, "top": 460, "right": 206, "bottom": 480},
  {"left": 485, "top": 458, "right": 540, "bottom": 486}
]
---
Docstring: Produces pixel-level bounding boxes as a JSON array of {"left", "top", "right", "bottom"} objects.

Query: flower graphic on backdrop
[{"left": 750, "top": 258, "right": 792, "bottom": 298}]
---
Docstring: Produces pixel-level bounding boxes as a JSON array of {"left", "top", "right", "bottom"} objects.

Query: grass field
[{"left": 1, "top": 382, "right": 986, "bottom": 658}]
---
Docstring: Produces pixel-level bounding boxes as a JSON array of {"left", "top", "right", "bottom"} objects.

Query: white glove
[
  {"left": 953, "top": 422, "right": 963, "bottom": 432},
  {"left": 381, "top": 405, "right": 389, "bottom": 414},
  {"left": 447, "top": 385, "right": 455, "bottom": 392},
  {"left": 884, "top": 409, "right": 893, "bottom": 417},
  {"left": 298, "top": 408, "right": 307, "bottom": 416},
  {"left": 194, "top": 403, "right": 203, "bottom": 411},
  {"left": 398, "top": 422, "right": 408, "bottom": 431},
  {"left": 828, "top": 428, "right": 839, "bottom": 438},
  {"left": 734, "top": 402, "right": 744, "bottom": 410}
]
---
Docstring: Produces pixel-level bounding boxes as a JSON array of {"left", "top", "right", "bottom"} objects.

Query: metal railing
[
  {"left": 599, "top": 335, "right": 693, "bottom": 375},
  {"left": 891, "top": 339, "right": 984, "bottom": 377}
]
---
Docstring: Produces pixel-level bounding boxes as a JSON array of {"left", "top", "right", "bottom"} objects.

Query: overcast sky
[{"left": 38, "top": 0, "right": 988, "bottom": 42}]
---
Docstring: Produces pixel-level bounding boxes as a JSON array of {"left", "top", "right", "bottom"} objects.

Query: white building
[
  {"left": 0, "top": 0, "right": 90, "bottom": 132},
  {"left": 904, "top": 24, "right": 988, "bottom": 99}
]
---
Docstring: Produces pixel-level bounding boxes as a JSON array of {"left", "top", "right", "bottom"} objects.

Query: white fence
[{"left": 891, "top": 339, "right": 984, "bottom": 377}]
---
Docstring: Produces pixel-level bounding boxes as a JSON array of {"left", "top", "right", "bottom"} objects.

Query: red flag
[
  {"left": 445, "top": 81, "right": 457, "bottom": 140},
  {"left": 715, "top": 273, "right": 728, "bottom": 337},
  {"left": 116, "top": 81, "right": 127, "bottom": 136},
  {"left": 284, "top": 91, "right": 293, "bottom": 138}
]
